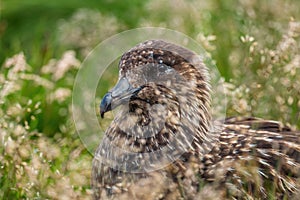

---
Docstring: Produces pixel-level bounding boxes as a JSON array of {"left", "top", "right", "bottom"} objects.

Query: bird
[{"left": 92, "top": 40, "right": 300, "bottom": 200}]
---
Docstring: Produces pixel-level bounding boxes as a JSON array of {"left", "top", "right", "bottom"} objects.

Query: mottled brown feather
[{"left": 92, "top": 40, "right": 300, "bottom": 200}]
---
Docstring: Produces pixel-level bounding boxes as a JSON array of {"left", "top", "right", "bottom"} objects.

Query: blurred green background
[{"left": 1, "top": 0, "right": 300, "bottom": 199}]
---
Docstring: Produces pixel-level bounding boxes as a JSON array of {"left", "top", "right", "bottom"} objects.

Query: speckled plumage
[{"left": 92, "top": 40, "right": 300, "bottom": 200}]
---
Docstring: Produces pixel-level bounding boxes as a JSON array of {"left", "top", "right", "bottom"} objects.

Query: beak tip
[
  {"left": 99, "top": 77, "right": 141, "bottom": 118},
  {"left": 100, "top": 92, "right": 112, "bottom": 118},
  {"left": 100, "top": 111, "right": 105, "bottom": 118}
]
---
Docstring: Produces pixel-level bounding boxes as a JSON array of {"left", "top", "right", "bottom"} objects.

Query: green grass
[
  {"left": 1, "top": 0, "right": 300, "bottom": 199},
  {"left": 0, "top": 0, "right": 147, "bottom": 65}
]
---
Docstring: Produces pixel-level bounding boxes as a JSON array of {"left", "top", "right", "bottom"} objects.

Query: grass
[{"left": 0, "top": 0, "right": 300, "bottom": 199}]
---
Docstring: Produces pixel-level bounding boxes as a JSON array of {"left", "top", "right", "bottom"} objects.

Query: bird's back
[{"left": 92, "top": 117, "right": 300, "bottom": 199}]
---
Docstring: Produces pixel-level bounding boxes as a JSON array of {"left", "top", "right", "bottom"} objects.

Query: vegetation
[{"left": 0, "top": 0, "right": 299, "bottom": 199}]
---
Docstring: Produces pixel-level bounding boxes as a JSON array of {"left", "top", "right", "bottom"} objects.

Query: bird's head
[{"left": 100, "top": 40, "right": 212, "bottom": 155}]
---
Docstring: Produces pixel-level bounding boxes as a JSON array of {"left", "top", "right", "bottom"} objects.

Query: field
[{"left": 1, "top": 0, "right": 300, "bottom": 199}]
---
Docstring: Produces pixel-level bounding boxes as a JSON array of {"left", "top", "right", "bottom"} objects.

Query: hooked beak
[{"left": 100, "top": 77, "right": 142, "bottom": 118}]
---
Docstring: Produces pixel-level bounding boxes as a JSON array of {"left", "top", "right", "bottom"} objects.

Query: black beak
[{"left": 100, "top": 77, "right": 142, "bottom": 118}]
